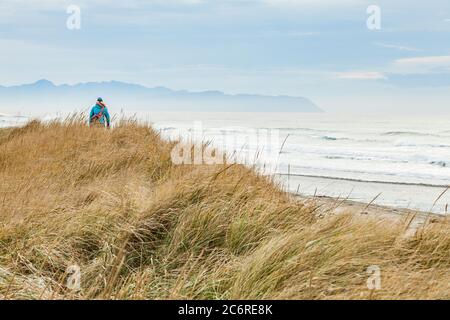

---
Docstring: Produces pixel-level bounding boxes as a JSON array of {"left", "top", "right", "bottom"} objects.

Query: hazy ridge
[{"left": 0, "top": 80, "right": 322, "bottom": 113}]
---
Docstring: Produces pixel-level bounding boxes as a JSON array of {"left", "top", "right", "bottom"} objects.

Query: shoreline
[
  {"left": 276, "top": 172, "right": 450, "bottom": 188},
  {"left": 306, "top": 194, "right": 440, "bottom": 218},
  {"left": 275, "top": 173, "right": 450, "bottom": 215}
]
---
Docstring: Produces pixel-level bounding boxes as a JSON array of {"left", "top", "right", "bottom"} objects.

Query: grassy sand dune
[{"left": 0, "top": 118, "right": 449, "bottom": 299}]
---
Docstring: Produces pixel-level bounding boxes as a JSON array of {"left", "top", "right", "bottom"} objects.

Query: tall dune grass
[{"left": 0, "top": 117, "right": 448, "bottom": 300}]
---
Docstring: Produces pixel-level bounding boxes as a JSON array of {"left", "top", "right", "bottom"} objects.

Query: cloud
[
  {"left": 335, "top": 72, "right": 387, "bottom": 80},
  {"left": 374, "top": 42, "right": 421, "bottom": 52},
  {"left": 0, "top": 0, "right": 365, "bottom": 12},
  {"left": 262, "top": 0, "right": 364, "bottom": 7},
  {"left": 0, "top": 0, "right": 203, "bottom": 12},
  {"left": 387, "top": 72, "right": 450, "bottom": 88},
  {"left": 264, "top": 30, "right": 320, "bottom": 38},
  {"left": 395, "top": 55, "right": 450, "bottom": 68}
]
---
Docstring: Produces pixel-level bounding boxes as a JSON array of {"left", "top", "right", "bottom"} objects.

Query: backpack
[{"left": 91, "top": 103, "right": 105, "bottom": 122}]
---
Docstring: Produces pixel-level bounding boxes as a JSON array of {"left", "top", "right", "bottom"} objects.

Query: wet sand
[
  {"left": 276, "top": 173, "right": 450, "bottom": 214},
  {"left": 300, "top": 194, "right": 448, "bottom": 237}
]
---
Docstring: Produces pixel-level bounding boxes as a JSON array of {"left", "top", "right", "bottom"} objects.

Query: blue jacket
[{"left": 90, "top": 103, "right": 110, "bottom": 126}]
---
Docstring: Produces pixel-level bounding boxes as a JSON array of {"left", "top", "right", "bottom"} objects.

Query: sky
[{"left": 1, "top": 0, "right": 449, "bottom": 113}]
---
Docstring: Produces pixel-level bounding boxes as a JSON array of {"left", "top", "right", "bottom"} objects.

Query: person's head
[{"left": 97, "top": 97, "right": 103, "bottom": 103}]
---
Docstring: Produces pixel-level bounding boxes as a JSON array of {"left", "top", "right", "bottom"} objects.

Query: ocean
[
  {"left": 0, "top": 114, "right": 29, "bottom": 128},
  {"left": 2, "top": 111, "right": 450, "bottom": 213},
  {"left": 147, "top": 112, "right": 450, "bottom": 214}
]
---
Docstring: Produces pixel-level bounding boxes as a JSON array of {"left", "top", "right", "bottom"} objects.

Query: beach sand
[
  {"left": 276, "top": 173, "right": 450, "bottom": 214},
  {"left": 301, "top": 194, "right": 448, "bottom": 238}
]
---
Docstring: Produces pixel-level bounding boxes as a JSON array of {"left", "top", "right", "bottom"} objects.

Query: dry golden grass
[{"left": 0, "top": 117, "right": 449, "bottom": 300}]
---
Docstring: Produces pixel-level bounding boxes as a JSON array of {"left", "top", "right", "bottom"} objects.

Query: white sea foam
[{"left": 0, "top": 115, "right": 29, "bottom": 128}]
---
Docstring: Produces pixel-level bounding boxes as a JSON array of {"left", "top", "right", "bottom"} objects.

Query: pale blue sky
[{"left": 1, "top": 0, "right": 449, "bottom": 112}]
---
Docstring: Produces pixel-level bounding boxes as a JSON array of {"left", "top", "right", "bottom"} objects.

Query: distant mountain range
[{"left": 0, "top": 79, "right": 322, "bottom": 113}]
